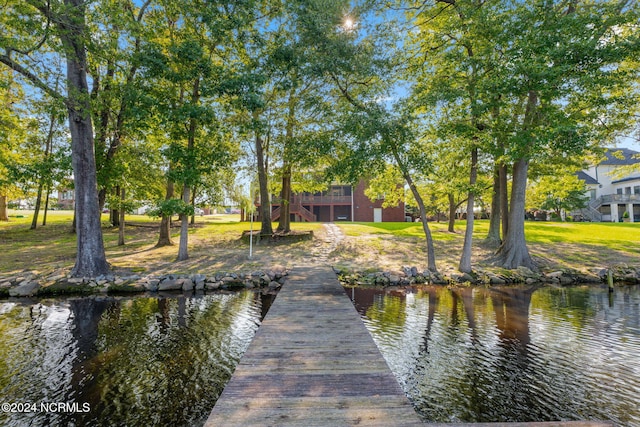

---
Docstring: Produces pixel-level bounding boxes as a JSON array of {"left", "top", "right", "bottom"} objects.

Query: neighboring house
[
  {"left": 575, "top": 148, "right": 640, "bottom": 222},
  {"left": 57, "top": 188, "right": 75, "bottom": 210},
  {"left": 255, "top": 180, "right": 406, "bottom": 223}
]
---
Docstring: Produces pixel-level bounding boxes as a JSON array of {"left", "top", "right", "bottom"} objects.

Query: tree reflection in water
[
  {"left": 345, "top": 283, "right": 640, "bottom": 425},
  {"left": 0, "top": 291, "right": 269, "bottom": 427}
]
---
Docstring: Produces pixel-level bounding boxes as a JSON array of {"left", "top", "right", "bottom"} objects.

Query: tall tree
[
  {"left": 139, "top": 0, "right": 247, "bottom": 259},
  {"left": 406, "top": 0, "right": 639, "bottom": 270},
  {"left": 1, "top": 0, "right": 110, "bottom": 276},
  {"left": 407, "top": 0, "right": 502, "bottom": 272},
  {"left": 490, "top": 0, "right": 639, "bottom": 269},
  {"left": 88, "top": 0, "right": 153, "bottom": 220},
  {"left": 0, "top": 71, "right": 26, "bottom": 222}
]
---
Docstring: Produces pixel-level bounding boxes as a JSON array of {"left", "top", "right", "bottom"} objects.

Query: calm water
[
  {"left": 346, "top": 284, "right": 640, "bottom": 425},
  {"left": 0, "top": 291, "right": 273, "bottom": 427}
]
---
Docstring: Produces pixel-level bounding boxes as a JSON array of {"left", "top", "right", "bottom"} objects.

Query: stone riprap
[
  {"left": 337, "top": 265, "right": 640, "bottom": 287},
  {"left": 0, "top": 268, "right": 287, "bottom": 298}
]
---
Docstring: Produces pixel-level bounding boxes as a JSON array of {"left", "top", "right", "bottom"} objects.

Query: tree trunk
[
  {"left": 111, "top": 186, "right": 120, "bottom": 227},
  {"left": 31, "top": 108, "right": 56, "bottom": 230},
  {"left": 459, "top": 147, "right": 478, "bottom": 273},
  {"left": 156, "top": 178, "right": 174, "bottom": 247},
  {"left": 277, "top": 90, "right": 296, "bottom": 234},
  {"left": 42, "top": 185, "right": 50, "bottom": 226},
  {"left": 391, "top": 147, "right": 437, "bottom": 272},
  {"left": 177, "top": 77, "right": 200, "bottom": 260},
  {"left": 95, "top": 62, "right": 114, "bottom": 216},
  {"left": 499, "top": 162, "right": 509, "bottom": 238},
  {"left": 31, "top": 182, "right": 44, "bottom": 230},
  {"left": 411, "top": 183, "right": 438, "bottom": 273},
  {"left": 0, "top": 195, "right": 8, "bottom": 221},
  {"left": 486, "top": 166, "right": 502, "bottom": 246},
  {"left": 256, "top": 134, "right": 272, "bottom": 237},
  {"left": 277, "top": 162, "right": 292, "bottom": 234},
  {"left": 447, "top": 194, "right": 456, "bottom": 232},
  {"left": 494, "top": 159, "right": 536, "bottom": 270},
  {"left": 177, "top": 185, "right": 190, "bottom": 261},
  {"left": 190, "top": 186, "right": 196, "bottom": 225},
  {"left": 63, "top": 0, "right": 109, "bottom": 277},
  {"left": 98, "top": 188, "right": 107, "bottom": 217},
  {"left": 118, "top": 187, "right": 125, "bottom": 246}
]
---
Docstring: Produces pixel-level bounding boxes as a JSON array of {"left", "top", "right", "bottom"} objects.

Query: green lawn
[
  {"left": 342, "top": 220, "right": 638, "bottom": 247},
  {"left": 332, "top": 220, "right": 639, "bottom": 272},
  {"left": 1, "top": 212, "right": 637, "bottom": 276},
  {"left": 0, "top": 210, "right": 323, "bottom": 275}
]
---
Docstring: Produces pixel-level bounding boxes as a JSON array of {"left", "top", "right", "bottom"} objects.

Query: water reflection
[
  {"left": 346, "top": 284, "right": 640, "bottom": 425},
  {"left": 0, "top": 291, "right": 273, "bottom": 427}
]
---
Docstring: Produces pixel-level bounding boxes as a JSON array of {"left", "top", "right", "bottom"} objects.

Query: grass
[
  {"left": 0, "top": 210, "right": 323, "bottom": 277},
  {"left": 334, "top": 220, "right": 640, "bottom": 273},
  {"left": 340, "top": 220, "right": 640, "bottom": 249},
  {"left": 1, "top": 211, "right": 638, "bottom": 277}
]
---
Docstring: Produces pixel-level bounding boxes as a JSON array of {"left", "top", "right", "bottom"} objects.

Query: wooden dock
[
  {"left": 205, "top": 265, "right": 423, "bottom": 426},
  {"left": 205, "top": 265, "right": 614, "bottom": 427}
]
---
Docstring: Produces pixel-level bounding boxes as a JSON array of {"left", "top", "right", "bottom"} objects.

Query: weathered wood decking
[
  {"left": 205, "top": 265, "right": 614, "bottom": 427},
  {"left": 205, "top": 265, "right": 423, "bottom": 426}
]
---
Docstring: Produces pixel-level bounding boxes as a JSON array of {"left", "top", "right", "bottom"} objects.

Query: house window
[
  {"left": 634, "top": 186, "right": 640, "bottom": 195},
  {"left": 329, "top": 185, "right": 351, "bottom": 197},
  {"left": 589, "top": 189, "right": 596, "bottom": 200},
  {"left": 625, "top": 187, "right": 632, "bottom": 195},
  {"left": 617, "top": 188, "right": 623, "bottom": 195}
]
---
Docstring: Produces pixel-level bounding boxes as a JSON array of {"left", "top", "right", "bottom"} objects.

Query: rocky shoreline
[
  {"left": 0, "top": 268, "right": 288, "bottom": 298},
  {"left": 336, "top": 264, "right": 640, "bottom": 287},
  {"left": 2, "top": 264, "right": 639, "bottom": 298}
]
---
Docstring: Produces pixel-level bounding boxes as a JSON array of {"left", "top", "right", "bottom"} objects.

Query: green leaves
[
  {"left": 148, "top": 198, "right": 194, "bottom": 218},
  {"left": 527, "top": 174, "right": 590, "bottom": 217}
]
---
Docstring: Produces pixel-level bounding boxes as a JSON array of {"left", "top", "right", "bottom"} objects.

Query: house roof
[
  {"left": 612, "top": 175, "right": 640, "bottom": 184},
  {"left": 601, "top": 148, "right": 640, "bottom": 166},
  {"left": 576, "top": 171, "right": 599, "bottom": 185}
]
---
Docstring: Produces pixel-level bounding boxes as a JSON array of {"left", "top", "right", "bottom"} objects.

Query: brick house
[
  {"left": 56, "top": 188, "right": 75, "bottom": 210},
  {"left": 255, "top": 180, "right": 405, "bottom": 223}
]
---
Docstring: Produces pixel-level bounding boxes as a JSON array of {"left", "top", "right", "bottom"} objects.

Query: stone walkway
[
  {"left": 317, "top": 223, "right": 345, "bottom": 262},
  {"left": 303, "top": 223, "right": 345, "bottom": 265}
]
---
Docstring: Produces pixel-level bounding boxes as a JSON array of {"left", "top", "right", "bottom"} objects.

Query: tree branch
[
  {"left": 0, "top": 53, "right": 66, "bottom": 105},
  {"left": 327, "top": 71, "right": 367, "bottom": 111}
]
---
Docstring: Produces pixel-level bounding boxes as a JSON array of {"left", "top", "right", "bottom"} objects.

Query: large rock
[
  {"left": 268, "top": 281, "right": 281, "bottom": 291},
  {"left": 158, "top": 278, "right": 182, "bottom": 291},
  {"left": 9, "top": 281, "right": 40, "bottom": 297},
  {"left": 489, "top": 275, "right": 506, "bottom": 285},
  {"left": 180, "top": 278, "right": 194, "bottom": 291},
  {"left": 205, "top": 281, "right": 221, "bottom": 290},
  {"left": 145, "top": 279, "right": 160, "bottom": 292},
  {"left": 546, "top": 271, "right": 564, "bottom": 279},
  {"left": 516, "top": 266, "right": 535, "bottom": 277}
]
